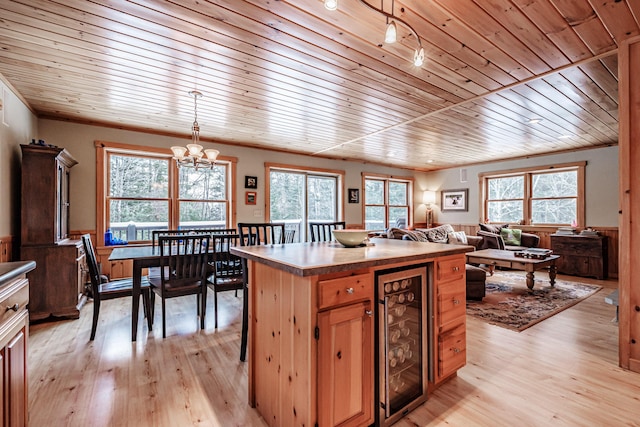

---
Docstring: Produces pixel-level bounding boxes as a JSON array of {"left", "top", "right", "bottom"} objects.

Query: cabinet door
[
  {"left": 561, "top": 255, "right": 591, "bottom": 276},
  {"left": 6, "top": 329, "right": 26, "bottom": 427},
  {"left": 318, "top": 301, "right": 373, "bottom": 427}
]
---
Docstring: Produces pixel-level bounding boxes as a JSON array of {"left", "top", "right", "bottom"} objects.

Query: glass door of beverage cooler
[{"left": 377, "top": 265, "right": 430, "bottom": 426}]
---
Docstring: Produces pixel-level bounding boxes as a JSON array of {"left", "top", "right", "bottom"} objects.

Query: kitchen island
[{"left": 231, "top": 238, "right": 472, "bottom": 427}]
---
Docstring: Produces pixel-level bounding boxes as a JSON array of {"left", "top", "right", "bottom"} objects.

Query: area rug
[{"left": 466, "top": 271, "right": 602, "bottom": 331}]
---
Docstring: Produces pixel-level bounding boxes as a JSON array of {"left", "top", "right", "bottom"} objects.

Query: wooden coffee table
[{"left": 465, "top": 249, "right": 559, "bottom": 290}]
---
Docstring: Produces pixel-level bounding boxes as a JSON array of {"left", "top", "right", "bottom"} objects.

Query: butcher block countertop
[{"left": 230, "top": 238, "right": 473, "bottom": 277}]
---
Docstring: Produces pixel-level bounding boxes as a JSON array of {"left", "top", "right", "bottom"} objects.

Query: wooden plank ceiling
[{"left": 0, "top": 0, "right": 634, "bottom": 171}]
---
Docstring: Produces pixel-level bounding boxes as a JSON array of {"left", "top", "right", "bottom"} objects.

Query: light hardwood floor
[{"left": 28, "top": 274, "right": 639, "bottom": 426}]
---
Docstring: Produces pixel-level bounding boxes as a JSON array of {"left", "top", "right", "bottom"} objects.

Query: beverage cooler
[{"left": 375, "top": 264, "right": 432, "bottom": 426}]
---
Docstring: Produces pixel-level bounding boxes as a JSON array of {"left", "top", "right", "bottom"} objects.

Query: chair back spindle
[{"left": 309, "top": 221, "right": 346, "bottom": 242}]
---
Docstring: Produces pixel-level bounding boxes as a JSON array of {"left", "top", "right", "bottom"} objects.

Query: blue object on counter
[{"left": 105, "top": 229, "right": 113, "bottom": 246}]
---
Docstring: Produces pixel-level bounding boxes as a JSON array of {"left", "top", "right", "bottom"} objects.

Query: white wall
[
  {"left": 413, "top": 146, "right": 619, "bottom": 228},
  {"left": 38, "top": 119, "right": 413, "bottom": 231},
  {"left": 0, "top": 80, "right": 38, "bottom": 236}
]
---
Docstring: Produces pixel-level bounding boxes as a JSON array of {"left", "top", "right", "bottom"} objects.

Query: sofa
[
  {"left": 477, "top": 223, "right": 540, "bottom": 251},
  {"left": 384, "top": 224, "right": 487, "bottom": 300}
]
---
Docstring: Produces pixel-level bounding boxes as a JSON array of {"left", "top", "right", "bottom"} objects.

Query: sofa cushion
[
  {"left": 447, "top": 231, "right": 468, "bottom": 245},
  {"left": 500, "top": 228, "right": 522, "bottom": 246},
  {"left": 479, "top": 223, "right": 509, "bottom": 234}
]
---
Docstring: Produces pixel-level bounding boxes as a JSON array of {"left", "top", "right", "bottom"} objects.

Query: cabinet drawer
[
  {"left": 437, "top": 281, "right": 466, "bottom": 328},
  {"left": 551, "top": 237, "right": 603, "bottom": 256},
  {"left": 438, "top": 324, "right": 466, "bottom": 378},
  {"left": 0, "top": 278, "right": 29, "bottom": 325},
  {"left": 318, "top": 273, "right": 372, "bottom": 310},
  {"left": 437, "top": 256, "right": 465, "bottom": 282}
]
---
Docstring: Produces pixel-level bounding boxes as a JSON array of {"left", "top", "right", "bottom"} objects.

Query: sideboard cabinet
[
  {"left": 20, "top": 144, "right": 84, "bottom": 321},
  {"left": 550, "top": 234, "right": 608, "bottom": 279}
]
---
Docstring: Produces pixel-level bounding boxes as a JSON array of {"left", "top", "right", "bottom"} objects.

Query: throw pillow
[
  {"left": 500, "top": 228, "right": 522, "bottom": 246},
  {"left": 479, "top": 223, "right": 509, "bottom": 234},
  {"left": 387, "top": 227, "right": 410, "bottom": 239},
  {"left": 422, "top": 224, "right": 455, "bottom": 243},
  {"left": 447, "top": 231, "right": 468, "bottom": 245},
  {"left": 402, "top": 229, "right": 430, "bottom": 242}
]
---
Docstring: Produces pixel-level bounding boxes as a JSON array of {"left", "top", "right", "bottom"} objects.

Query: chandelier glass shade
[
  {"left": 324, "top": 0, "right": 424, "bottom": 67},
  {"left": 171, "top": 90, "right": 219, "bottom": 169}
]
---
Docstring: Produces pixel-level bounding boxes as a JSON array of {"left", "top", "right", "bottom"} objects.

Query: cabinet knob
[
  {"left": 365, "top": 310, "right": 373, "bottom": 317},
  {"left": 453, "top": 299, "right": 460, "bottom": 305},
  {"left": 452, "top": 347, "right": 460, "bottom": 354},
  {"left": 346, "top": 287, "right": 354, "bottom": 294},
  {"left": 452, "top": 266, "right": 459, "bottom": 272},
  {"left": 5, "top": 303, "right": 19, "bottom": 312}
]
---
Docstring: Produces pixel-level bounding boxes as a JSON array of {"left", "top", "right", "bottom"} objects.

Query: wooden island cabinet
[
  {"left": 0, "top": 261, "right": 35, "bottom": 427},
  {"left": 232, "top": 239, "right": 471, "bottom": 427}
]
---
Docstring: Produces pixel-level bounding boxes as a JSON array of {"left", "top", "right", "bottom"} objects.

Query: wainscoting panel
[{"left": 0, "top": 235, "right": 13, "bottom": 263}]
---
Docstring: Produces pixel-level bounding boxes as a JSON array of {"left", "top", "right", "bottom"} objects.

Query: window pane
[
  {"left": 110, "top": 155, "right": 168, "bottom": 198},
  {"left": 488, "top": 176, "right": 524, "bottom": 200},
  {"left": 269, "top": 171, "right": 305, "bottom": 221},
  {"left": 308, "top": 176, "right": 337, "bottom": 221},
  {"left": 389, "top": 182, "right": 407, "bottom": 205},
  {"left": 389, "top": 207, "right": 408, "bottom": 226},
  {"left": 487, "top": 201, "right": 523, "bottom": 223},
  {"left": 531, "top": 199, "right": 576, "bottom": 224},
  {"left": 365, "top": 180, "right": 384, "bottom": 205},
  {"left": 532, "top": 171, "right": 577, "bottom": 197},
  {"left": 365, "top": 206, "right": 385, "bottom": 230},
  {"left": 179, "top": 201, "right": 227, "bottom": 228},
  {"left": 109, "top": 199, "right": 168, "bottom": 241},
  {"left": 179, "top": 165, "right": 226, "bottom": 200}
]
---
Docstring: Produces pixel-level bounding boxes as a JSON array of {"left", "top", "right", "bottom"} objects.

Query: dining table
[
  {"left": 108, "top": 245, "right": 161, "bottom": 341},
  {"left": 109, "top": 239, "right": 238, "bottom": 341}
]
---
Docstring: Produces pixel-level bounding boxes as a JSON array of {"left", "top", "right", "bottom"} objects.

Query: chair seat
[{"left": 98, "top": 277, "right": 150, "bottom": 297}]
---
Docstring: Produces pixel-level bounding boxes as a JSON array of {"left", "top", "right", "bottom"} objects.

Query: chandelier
[
  {"left": 324, "top": 0, "right": 424, "bottom": 67},
  {"left": 170, "top": 90, "right": 220, "bottom": 169}
]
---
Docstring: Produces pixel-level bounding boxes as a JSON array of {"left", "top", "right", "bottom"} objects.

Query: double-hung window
[
  {"left": 97, "top": 141, "right": 236, "bottom": 244},
  {"left": 481, "top": 162, "right": 585, "bottom": 226},
  {"left": 364, "top": 175, "right": 413, "bottom": 230}
]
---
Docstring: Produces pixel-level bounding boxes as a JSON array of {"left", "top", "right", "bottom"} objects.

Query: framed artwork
[
  {"left": 245, "top": 175, "right": 258, "bottom": 189},
  {"left": 441, "top": 189, "right": 468, "bottom": 212},
  {"left": 348, "top": 188, "right": 359, "bottom": 204},
  {"left": 246, "top": 191, "right": 257, "bottom": 205}
]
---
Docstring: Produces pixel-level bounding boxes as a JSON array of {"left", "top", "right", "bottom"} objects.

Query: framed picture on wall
[
  {"left": 441, "top": 189, "right": 468, "bottom": 212},
  {"left": 348, "top": 188, "right": 359, "bottom": 204},
  {"left": 245, "top": 175, "right": 258, "bottom": 189},
  {"left": 246, "top": 191, "right": 257, "bottom": 205}
]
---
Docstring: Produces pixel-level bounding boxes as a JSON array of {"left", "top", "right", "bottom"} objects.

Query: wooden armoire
[{"left": 20, "top": 144, "right": 85, "bottom": 321}]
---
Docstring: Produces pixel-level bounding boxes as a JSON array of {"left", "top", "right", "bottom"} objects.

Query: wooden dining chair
[
  {"left": 308, "top": 221, "right": 346, "bottom": 242},
  {"left": 206, "top": 233, "right": 244, "bottom": 328},
  {"left": 81, "top": 234, "right": 153, "bottom": 341},
  {"left": 284, "top": 229, "right": 296, "bottom": 243},
  {"left": 237, "top": 222, "right": 287, "bottom": 361},
  {"left": 148, "top": 234, "right": 211, "bottom": 338},
  {"left": 151, "top": 228, "right": 236, "bottom": 249}
]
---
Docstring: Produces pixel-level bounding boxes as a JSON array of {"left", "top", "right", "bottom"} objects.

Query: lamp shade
[
  {"left": 171, "top": 146, "right": 188, "bottom": 159},
  {"left": 324, "top": 0, "right": 338, "bottom": 10},
  {"left": 385, "top": 20, "right": 397, "bottom": 43},
  {"left": 423, "top": 190, "right": 436, "bottom": 205}
]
